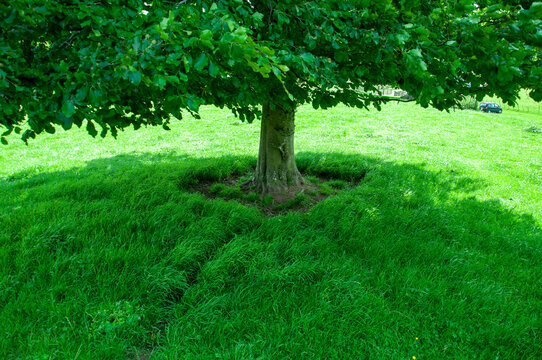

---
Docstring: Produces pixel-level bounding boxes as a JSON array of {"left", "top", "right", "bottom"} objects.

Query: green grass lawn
[
  {"left": 484, "top": 90, "right": 542, "bottom": 115},
  {"left": 1, "top": 103, "right": 541, "bottom": 359}
]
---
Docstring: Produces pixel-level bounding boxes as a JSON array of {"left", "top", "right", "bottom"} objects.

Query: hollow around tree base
[{"left": 195, "top": 171, "right": 352, "bottom": 217}]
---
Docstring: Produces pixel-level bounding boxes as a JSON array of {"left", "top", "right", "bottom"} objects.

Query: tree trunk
[{"left": 251, "top": 103, "right": 304, "bottom": 195}]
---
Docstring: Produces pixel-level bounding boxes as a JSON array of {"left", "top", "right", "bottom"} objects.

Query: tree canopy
[{"left": 0, "top": 0, "right": 541, "bottom": 144}]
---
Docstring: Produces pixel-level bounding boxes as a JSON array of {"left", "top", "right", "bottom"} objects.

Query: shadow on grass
[{"left": 1, "top": 152, "right": 541, "bottom": 359}]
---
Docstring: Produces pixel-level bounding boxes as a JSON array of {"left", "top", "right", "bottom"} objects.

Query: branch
[{"left": 360, "top": 95, "right": 416, "bottom": 103}]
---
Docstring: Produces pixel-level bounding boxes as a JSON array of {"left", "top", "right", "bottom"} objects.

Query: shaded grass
[
  {"left": 524, "top": 125, "right": 541, "bottom": 134},
  {"left": 1, "top": 103, "right": 541, "bottom": 359}
]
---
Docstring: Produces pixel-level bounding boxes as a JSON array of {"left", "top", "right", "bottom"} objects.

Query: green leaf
[
  {"left": 22, "top": 130, "right": 36, "bottom": 143},
  {"left": 530, "top": 88, "right": 542, "bottom": 102},
  {"left": 409, "top": 48, "right": 422, "bottom": 58},
  {"left": 160, "top": 17, "right": 169, "bottom": 30},
  {"left": 183, "top": 55, "right": 192, "bottom": 73},
  {"left": 260, "top": 46, "right": 274, "bottom": 56},
  {"left": 86, "top": 120, "right": 98, "bottom": 137},
  {"left": 232, "top": 27, "right": 248, "bottom": 43},
  {"left": 183, "top": 37, "right": 198, "bottom": 48},
  {"left": 407, "top": 49, "right": 428, "bottom": 72},
  {"left": 1, "top": 137, "right": 7, "bottom": 145},
  {"left": 178, "top": 73, "right": 188, "bottom": 82},
  {"left": 280, "top": 83, "right": 294, "bottom": 101},
  {"left": 155, "top": 76, "right": 166, "bottom": 89},
  {"left": 200, "top": 40, "right": 214, "bottom": 50},
  {"left": 419, "top": 61, "right": 427, "bottom": 71},
  {"left": 277, "top": 12, "right": 289, "bottom": 25},
  {"left": 200, "top": 29, "right": 213, "bottom": 41},
  {"left": 128, "top": 71, "right": 142, "bottom": 85},
  {"left": 160, "top": 31, "right": 170, "bottom": 41},
  {"left": 300, "top": 53, "right": 316, "bottom": 64},
  {"left": 226, "top": 20, "right": 235, "bottom": 32},
  {"left": 166, "top": 75, "right": 180, "bottom": 84},
  {"left": 209, "top": 61, "right": 219, "bottom": 77},
  {"left": 277, "top": 64, "right": 289, "bottom": 72},
  {"left": 89, "top": 89, "right": 103, "bottom": 106},
  {"left": 194, "top": 53, "right": 209, "bottom": 71},
  {"left": 59, "top": 61, "right": 69, "bottom": 73},
  {"left": 133, "top": 37, "right": 141, "bottom": 52},
  {"left": 44, "top": 124, "right": 56, "bottom": 134},
  {"left": 62, "top": 100, "right": 75, "bottom": 118},
  {"left": 75, "top": 87, "right": 88, "bottom": 102},
  {"left": 526, "top": 2, "right": 542, "bottom": 18},
  {"left": 187, "top": 99, "right": 199, "bottom": 112},
  {"left": 59, "top": 113, "right": 73, "bottom": 130}
]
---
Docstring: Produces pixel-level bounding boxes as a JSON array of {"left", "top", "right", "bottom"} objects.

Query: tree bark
[{"left": 251, "top": 103, "right": 304, "bottom": 195}]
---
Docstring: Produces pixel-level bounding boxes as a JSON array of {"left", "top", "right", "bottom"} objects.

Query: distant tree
[{"left": 1, "top": 1, "right": 541, "bottom": 193}]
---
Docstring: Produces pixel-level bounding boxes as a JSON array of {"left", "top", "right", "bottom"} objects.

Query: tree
[{"left": 1, "top": 0, "right": 541, "bottom": 194}]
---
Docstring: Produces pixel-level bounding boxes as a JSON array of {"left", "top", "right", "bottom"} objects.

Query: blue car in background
[{"left": 479, "top": 102, "right": 503, "bottom": 113}]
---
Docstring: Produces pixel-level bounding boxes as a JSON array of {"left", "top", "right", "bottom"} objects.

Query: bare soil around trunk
[{"left": 190, "top": 172, "right": 357, "bottom": 217}]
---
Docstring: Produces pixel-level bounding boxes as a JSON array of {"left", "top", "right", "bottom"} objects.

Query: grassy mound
[{"left": 1, "top": 103, "right": 541, "bottom": 359}]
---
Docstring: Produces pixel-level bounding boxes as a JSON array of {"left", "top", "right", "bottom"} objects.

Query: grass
[
  {"left": 483, "top": 89, "right": 542, "bottom": 115},
  {"left": 197, "top": 175, "right": 351, "bottom": 215},
  {"left": 1, "top": 102, "right": 541, "bottom": 359}
]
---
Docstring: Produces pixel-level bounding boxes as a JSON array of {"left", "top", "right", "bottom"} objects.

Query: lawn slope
[{"left": 1, "top": 103, "right": 541, "bottom": 359}]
